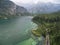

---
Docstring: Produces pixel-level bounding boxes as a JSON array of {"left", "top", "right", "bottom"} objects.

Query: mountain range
[
  {"left": 0, "top": 0, "right": 28, "bottom": 19},
  {"left": 20, "top": 2, "right": 60, "bottom": 14}
]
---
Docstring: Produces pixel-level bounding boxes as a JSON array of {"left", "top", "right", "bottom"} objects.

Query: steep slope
[
  {"left": 0, "top": 0, "right": 16, "bottom": 16},
  {"left": 16, "top": 5, "right": 28, "bottom": 16},
  {"left": 0, "top": 0, "right": 28, "bottom": 19}
]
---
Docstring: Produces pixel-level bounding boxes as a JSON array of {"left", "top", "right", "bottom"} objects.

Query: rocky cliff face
[
  {"left": 0, "top": 0, "right": 28, "bottom": 19},
  {"left": 16, "top": 5, "right": 28, "bottom": 16},
  {"left": 0, "top": 0, "right": 16, "bottom": 16}
]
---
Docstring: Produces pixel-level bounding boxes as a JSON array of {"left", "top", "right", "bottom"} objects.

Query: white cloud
[
  {"left": 10, "top": 0, "right": 60, "bottom": 4},
  {"left": 10, "top": 0, "right": 33, "bottom": 3}
]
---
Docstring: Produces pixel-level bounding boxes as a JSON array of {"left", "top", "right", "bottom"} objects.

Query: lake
[{"left": 0, "top": 16, "right": 37, "bottom": 45}]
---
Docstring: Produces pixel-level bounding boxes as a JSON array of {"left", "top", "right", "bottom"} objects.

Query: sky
[{"left": 10, "top": 0, "right": 60, "bottom": 4}]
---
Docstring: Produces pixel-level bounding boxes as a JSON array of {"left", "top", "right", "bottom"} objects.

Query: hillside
[
  {"left": 0, "top": 0, "right": 28, "bottom": 19},
  {"left": 32, "top": 11, "right": 60, "bottom": 45}
]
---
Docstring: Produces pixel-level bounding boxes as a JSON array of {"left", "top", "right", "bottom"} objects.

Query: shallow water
[{"left": 0, "top": 16, "right": 37, "bottom": 45}]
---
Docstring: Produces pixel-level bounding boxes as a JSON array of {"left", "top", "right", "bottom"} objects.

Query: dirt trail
[{"left": 45, "top": 34, "right": 50, "bottom": 45}]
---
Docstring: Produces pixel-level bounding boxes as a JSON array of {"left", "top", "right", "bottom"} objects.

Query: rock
[
  {"left": 16, "top": 5, "right": 28, "bottom": 16},
  {"left": 0, "top": 0, "right": 28, "bottom": 18},
  {"left": 0, "top": 0, "right": 16, "bottom": 16}
]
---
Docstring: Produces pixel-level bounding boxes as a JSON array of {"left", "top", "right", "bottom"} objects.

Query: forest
[{"left": 32, "top": 11, "right": 60, "bottom": 45}]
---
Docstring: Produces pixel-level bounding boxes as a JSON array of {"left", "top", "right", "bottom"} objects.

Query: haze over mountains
[
  {"left": 18, "top": 2, "right": 60, "bottom": 14},
  {"left": 0, "top": 0, "right": 60, "bottom": 17}
]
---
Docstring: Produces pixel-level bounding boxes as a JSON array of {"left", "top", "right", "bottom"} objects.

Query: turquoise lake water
[{"left": 0, "top": 16, "right": 37, "bottom": 45}]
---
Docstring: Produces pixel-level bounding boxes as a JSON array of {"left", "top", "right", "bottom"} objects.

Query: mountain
[
  {"left": 0, "top": 0, "right": 28, "bottom": 19},
  {"left": 22, "top": 2, "right": 60, "bottom": 14},
  {"left": 0, "top": 0, "right": 16, "bottom": 16},
  {"left": 16, "top": 5, "right": 28, "bottom": 16}
]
